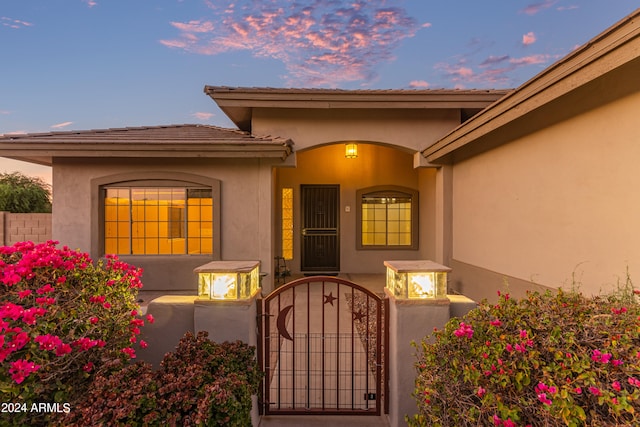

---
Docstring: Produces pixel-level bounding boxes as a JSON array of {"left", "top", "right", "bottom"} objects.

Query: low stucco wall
[
  {"left": 139, "top": 295, "right": 260, "bottom": 426},
  {"left": 0, "top": 211, "right": 52, "bottom": 246}
]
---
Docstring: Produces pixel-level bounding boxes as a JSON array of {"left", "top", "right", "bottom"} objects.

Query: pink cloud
[
  {"left": 436, "top": 49, "right": 554, "bottom": 87},
  {"left": 0, "top": 110, "right": 10, "bottom": 115},
  {"left": 510, "top": 54, "right": 549, "bottom": 65},
  {"left": 171, "top": 20, "right": 215, "bottom": 33},
  {"left": 521, "top": 0, "right": 557, "bottom": 16},
  {"left": 409, "top": 80, "right": 429, "bottom": 88},
  {"left": 160, "top": 0, "right": 419, "bottom": 86},
  {"left": 193, "top": 112, "right": 214, "bottom": 120},
  {"left": 51, "top": 121, "right": 73, "bottom": 129},
  {"left": 522, "top": 32, "right": 536, "bottom": 46},
  {"left": 159, "top": 39, "right": 188, "bottom": 49},
  {"left": 82, "top": 0, "right": 98, "bottom": 7},
  {"left": 437, "top": 63, "right": 474, "bottom": 79},
  {"left": 1, "top": 17, "right": 33, "bottom": 29}
]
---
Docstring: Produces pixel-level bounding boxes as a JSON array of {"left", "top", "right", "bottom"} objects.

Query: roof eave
[
  {"left": 0, "top": 142, "right": 293, "bottom": 165},
  {"left": 204, "top": 86, "right": 511, "bottom": 132}
]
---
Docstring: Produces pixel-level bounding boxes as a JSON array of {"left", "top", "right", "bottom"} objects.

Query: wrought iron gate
[{"left": 258, "top": 276, "right": 387, "bottom": 415}]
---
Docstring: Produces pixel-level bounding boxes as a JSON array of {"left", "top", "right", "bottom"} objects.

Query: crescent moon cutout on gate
[{"left": 276, "top": 305, "right": 294, "bottom": 341}]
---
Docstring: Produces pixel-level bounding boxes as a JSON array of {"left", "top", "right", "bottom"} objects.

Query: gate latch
[{"left": 364, "top": 393, "right": 376, "bottom": 401}]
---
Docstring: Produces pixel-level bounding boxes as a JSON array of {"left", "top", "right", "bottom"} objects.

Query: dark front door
[{"left": 301, "top": 185, "right": 339, "bottom": 272}]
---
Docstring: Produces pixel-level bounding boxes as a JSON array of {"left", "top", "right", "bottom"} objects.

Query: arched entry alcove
[{"left": 274, "top": 142, "right": 438, "bottom": 277}]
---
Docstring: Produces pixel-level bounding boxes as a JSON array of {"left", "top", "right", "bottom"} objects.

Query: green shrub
[
  {"left": 0, "top": 172, "right": 51, "bottom": 213},
  {"left": 410, "top": 283, "right": 640, "bottom": 426},
  {"left": 0, "top": 241, "right": 149, "bottom": 426},
  {"left": 62, "top": 331, "right": 262, "bottom": 426}
]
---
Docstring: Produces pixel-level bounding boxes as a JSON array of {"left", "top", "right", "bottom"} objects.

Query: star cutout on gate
[
  {"left": 352, "top": 310, "right": 365, "bottom": 322},
  {"left": 323, "top": 292, "right": 337, "bottom": 306}
]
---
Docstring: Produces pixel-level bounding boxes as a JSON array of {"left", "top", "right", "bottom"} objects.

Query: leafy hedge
[
  {"left": 411, "top": 281, "right": 640, "bottom": 426},
  {"left": 61, "top": 331, "right": 262, "bottom": 426},
  {"left": 0, "top": 241, "right": 149, "bottom": 426}
]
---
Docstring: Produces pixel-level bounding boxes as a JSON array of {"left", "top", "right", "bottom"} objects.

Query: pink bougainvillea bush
[
  {"left": 410, "top": 283, "right": 640, "bottom": 427},
  {"left": 0, "top": 241, "right": 150, "bottom": 425}
]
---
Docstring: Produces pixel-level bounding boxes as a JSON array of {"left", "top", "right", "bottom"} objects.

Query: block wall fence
[{"left": 0, "top": 211, "right": 52, "bottom": 247}]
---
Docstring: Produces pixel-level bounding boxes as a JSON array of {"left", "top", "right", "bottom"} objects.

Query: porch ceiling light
[
  {"left": 384, "top": 260, "right": 450, "bottom": 299},
  {"left": 345, "top": 143, "right": 358, "bottom": 159},
  {"left": 194, "top": 261, "right": 260, "bottom": 300}
]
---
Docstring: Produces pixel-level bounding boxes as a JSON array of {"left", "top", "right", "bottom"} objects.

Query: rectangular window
[
  {"left": 104, "top": 186, "right": 213, "bottom": 255},
  {"left": 281, "top": 187, "right": 293, "bottom": 260},
  {"left": 362, "top": 196, "right": 411, "bottom": 246},
  {"left": 357, "top": 186, "right": 418, "bottom": 250}
]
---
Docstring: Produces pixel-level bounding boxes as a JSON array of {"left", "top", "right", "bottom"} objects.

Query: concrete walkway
[{"left": 259, "top": 414, "right": 390, "bottom": 426}]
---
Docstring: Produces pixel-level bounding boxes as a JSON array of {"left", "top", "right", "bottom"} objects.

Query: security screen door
[{"left": 301, "top": 185, "right": 339, "bottom": 273}]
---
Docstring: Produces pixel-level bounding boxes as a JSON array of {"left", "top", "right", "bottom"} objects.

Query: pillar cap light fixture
[
  {"left": 345, "top": 142, "right": 358, "bottom": 159},
  {"left": 194, "top": 261, "right": 261, "bottom": 300},
  {"left": 384, "top": 260, "right": 451, "bottom": 300}
]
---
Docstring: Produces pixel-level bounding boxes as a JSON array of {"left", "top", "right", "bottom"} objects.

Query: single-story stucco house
[{"left": 2, "top": 9, "right": 639, "bottom": 302}]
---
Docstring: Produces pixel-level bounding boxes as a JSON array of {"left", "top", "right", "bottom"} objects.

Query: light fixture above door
[{"left": 345, "top": 143, "right": 358, "bottom": 159}]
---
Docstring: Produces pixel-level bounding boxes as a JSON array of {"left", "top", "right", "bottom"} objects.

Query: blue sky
[{"left": 1, "top": 0, "right": 638, "bottom": 182}]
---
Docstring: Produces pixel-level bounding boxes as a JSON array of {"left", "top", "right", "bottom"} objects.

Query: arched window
[{"left": 356, "top": 186, "right": 418, "bottom": 250}]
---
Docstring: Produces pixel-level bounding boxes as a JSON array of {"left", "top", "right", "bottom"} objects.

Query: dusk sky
[{"left": 1, "top": 1, "right": 638, "bottom": 182}]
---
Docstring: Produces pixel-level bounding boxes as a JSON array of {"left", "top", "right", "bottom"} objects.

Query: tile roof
[
  {"left": 0, "top": 124, "right": 293, "bottom": 165},
  {"left": 206, "top": 86, "right": 510, "bottom": 95},
  {"left": 0, "top": 124, "right": 285, "bottom": 144},
  {"left": 204, "top": 86, "right": 511, "bottom": 131}
]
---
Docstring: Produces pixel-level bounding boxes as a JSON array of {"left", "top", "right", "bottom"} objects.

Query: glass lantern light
[
  {"left": 194, "top": 261, "right": 260, "bottom": 300},
  {"left": 384, "top": 260, "right": 450, "bottom": 299},
  {"left": 345, "top": 142, "right": 358, "bottom": 159}
]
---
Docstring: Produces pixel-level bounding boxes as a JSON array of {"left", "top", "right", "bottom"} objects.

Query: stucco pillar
[
  {"left": 435, "top": 165, "right": 453, "bottom": 267},
  {"left": 141, "top": 296, "right": 197, "bottom": 368},
  {"left": 386, "top": 291, "right": 450, "bottom": 427},
  {"left": 193, "top": 298, "right": 257, "bottom": 347},
  {"left": 258, "top": 160, "right": 275, "bottom": 294}
]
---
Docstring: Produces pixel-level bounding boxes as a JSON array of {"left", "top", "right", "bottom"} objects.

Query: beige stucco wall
[
  {"left": 253, "top": 108, "right": 461, "bottom": 152},
  {"left": 276, "top": 143, "right": 438, "bottom": 274},
  {"left": 52, "top": 157, "right": 276, "bottom": 292},
  {"left": 451, "top": 89, "right": 640, "bottom": 297}
]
